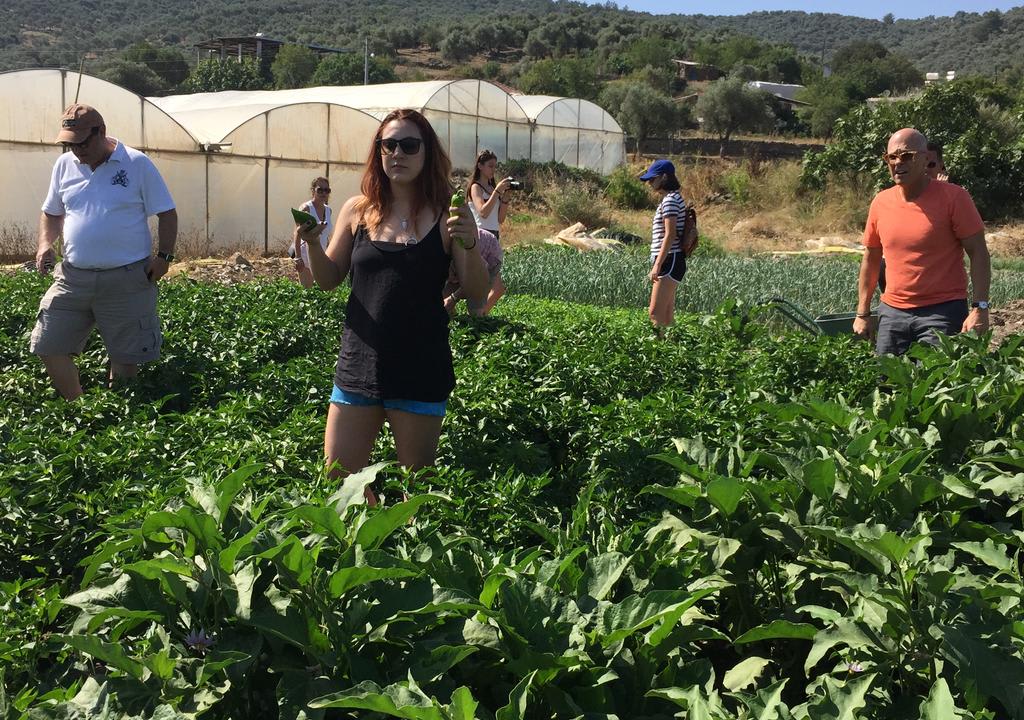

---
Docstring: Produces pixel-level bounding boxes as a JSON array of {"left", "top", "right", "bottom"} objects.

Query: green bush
[
  {"left": 720, "top": 168, "right": 752, "bottom": 204},
  {"left": 603, "top": 165, "right": 653, "bottom": 210},
  {"left": 801, "top": 83, "right": 1024, "bottom": 218},
  {"left": 541, "top": 179, "right": 611, "bottom": 227}
]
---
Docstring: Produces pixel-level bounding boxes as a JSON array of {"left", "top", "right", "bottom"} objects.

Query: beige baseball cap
[{"left": 55, "top": 104, "right": 104, "bottom": 144}]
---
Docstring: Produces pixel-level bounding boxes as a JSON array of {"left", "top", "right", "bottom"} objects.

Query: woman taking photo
[
  {"left": 640, "top": 159, "right": 693, "bottom": 334},
  {"left": 463, "top": 149, "right": 512, "bottom": 314},
  {"left": 298, "top": 109, "right": 488, "bottom": 504},
  {"left": 292, "top": 176, "right": 333, "bottom": 288}
]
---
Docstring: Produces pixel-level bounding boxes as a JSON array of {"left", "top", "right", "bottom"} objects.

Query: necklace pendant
[{"left": 400, "top": 217, "right": 418, "bottom": 244}]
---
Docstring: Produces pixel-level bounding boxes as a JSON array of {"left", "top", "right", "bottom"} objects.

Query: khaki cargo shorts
[{"left": 29, "top": 259, "right": 162, "bottom": 364}]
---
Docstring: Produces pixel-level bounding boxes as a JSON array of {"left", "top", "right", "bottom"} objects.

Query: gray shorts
[
  {"left": 30, "top": 259, "right": 162, "bottom": 364},
  {"left": 876, "top": 299, "right": 968, "bottom": 356}
]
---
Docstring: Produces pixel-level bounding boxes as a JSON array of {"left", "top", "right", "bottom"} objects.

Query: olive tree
[
  {"left": 600, "top": 81, "right": 685, "bottom": 157},
  {"left": 695, "top": 76, "right": 775, "bottom": 153}
]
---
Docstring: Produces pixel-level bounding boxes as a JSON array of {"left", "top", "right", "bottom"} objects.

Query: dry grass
[
  {"left": 500, "top": 211, "right": 562, "bottom": 248},
  {"left": 0, "top": 224, "right": 34, "bottom": 262}
]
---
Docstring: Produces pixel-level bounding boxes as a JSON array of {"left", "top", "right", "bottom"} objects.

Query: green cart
[{"left": 760, "top": 297, "right": 875, "bottom": 336}]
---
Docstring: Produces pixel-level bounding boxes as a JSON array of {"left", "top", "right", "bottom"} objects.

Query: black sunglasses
[
  {"left": 63, "top": 126, "right": 100, "bottom": 150},
  {"left": 377, "top": 136, "right": 423, "bottom": 155},
  {"left": 314, "top": 186, "right": 331, "bottom": 194}
]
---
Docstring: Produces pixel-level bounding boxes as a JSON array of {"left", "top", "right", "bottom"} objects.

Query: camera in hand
[{"left": 507, "top": 180, "right": 523, "bottom": 190}]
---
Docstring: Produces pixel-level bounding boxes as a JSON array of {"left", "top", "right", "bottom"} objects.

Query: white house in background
[
  {"left": 746, "top": 81, "right": 810, "bottom": 108},
  {"left": 747, "top": 81, "right": 805, "bottom": 102},
  {"left": 925, "top": 71, "right": 957, "bottom": 84}
]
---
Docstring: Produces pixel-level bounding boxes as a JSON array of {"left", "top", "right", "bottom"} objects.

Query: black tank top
[{"left": 334, "top": 217, "right": 455, "bottom": 402}]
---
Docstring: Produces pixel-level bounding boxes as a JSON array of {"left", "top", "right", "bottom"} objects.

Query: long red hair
[{"left": 357, "top": 108, "right": 452, "bottom": 231}]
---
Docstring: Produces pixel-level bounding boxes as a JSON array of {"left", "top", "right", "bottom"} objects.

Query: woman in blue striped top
[{"left": 640, "top": 159, "right": 691, "bottom": 333}]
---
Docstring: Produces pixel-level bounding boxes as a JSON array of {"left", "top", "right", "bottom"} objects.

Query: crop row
[
  {"left": 1, "top": 271, "right": 1022, "bottom": 718},
  {"left": 502, "top": 245, "right": 1024, "bottom": 315}
]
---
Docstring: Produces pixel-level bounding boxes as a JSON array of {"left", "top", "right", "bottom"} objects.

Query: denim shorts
[{"left": 330, "top": 385, "right": 446, "bottom": 417}]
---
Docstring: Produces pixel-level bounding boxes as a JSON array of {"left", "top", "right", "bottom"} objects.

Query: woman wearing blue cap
[{"left": 639, "top": 159, "right": 694, "bottom": 333}]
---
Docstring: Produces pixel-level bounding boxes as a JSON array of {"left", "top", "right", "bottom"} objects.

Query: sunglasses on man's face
[
  {"left": 63, "top": 126, "right": 100, "bottom": 151},
  {"left": 314, "top": 187, "right": 331, "bottom": 194},
  {"left": 883, "top": 150, "right": 920, "bottom": 165},
  {"left": 377, "top": 136, "right": 423, "bottom": 155}
]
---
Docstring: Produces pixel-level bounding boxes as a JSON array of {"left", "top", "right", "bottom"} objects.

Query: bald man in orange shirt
[{"left": 853, "top": 128, "right": 991, "bottom": 356}]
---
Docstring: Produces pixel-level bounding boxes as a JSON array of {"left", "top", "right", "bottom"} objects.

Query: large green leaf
[
  {"left": 56, "top": 634, "right": 147, "bottom": 680},
  {"left": 807, "top": 674, "right": 874, "bottom": 720},
  {"left": 731, "top": 678, "right": 789, "bottom": 720},
  {"left": 215, "top": 463, "right": 262, "bottom": 522},
  {"left": 723, "top": 656, "right": 771, "bottom": 692},
  {"left": 448, "top": 687, "right": 479, "bottom": 720},
  {"left": 599, "top": 588, "right": 716, "bottom": 645},
  {"left": 734, "top": 620, "right": 818, "bottom": 645},
  {"left": 865, "top": 532, "right": 929, "bottom": 566},
  {"left": 327, "top": 463, "right": 386, "bottom": 511},
  {"left": 580, "top": 552, "right": 632, "bottom": 601},
  {"left": 290, "top": 505, "right": 348, "bottom": 543},
  {"left": 942, "top": 626, "right": 1024, "bottom": 717},
  {"left": 706, "top": 476, "right": 745, "bottom": 517},
  {"left": 141, "top": 508, "right": 225, "bottom": 552},
  {"left": 805, "top": 620, "right": 876, "bottom": 674},
  {"left": 919, "top": 678, "right": 958, "bottom": 720},
  {"left": 950, "top": 539, "right": 1013, "bottom": 574},
  {"left": 640, "top": 483, "right": 701, "bottom": 508},
  {"left": 801, "top": 458, "right": 837, "bottom": 502},
  {"left": 310, "top": 681, "right": 445, "bottom": 719},
  {"left": 328, "top": 565, "right": 420, "bottom": 598},
  {"left": 495, "top": 671, "right": 536, "bottom": 720},
  {"left": 355, "top": 494, "right": 446, "bottom": 550}
]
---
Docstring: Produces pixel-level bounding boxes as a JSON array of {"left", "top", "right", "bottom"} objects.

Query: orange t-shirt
[{"left": 862, "top": 181, "right": 984, "bottom": 309}]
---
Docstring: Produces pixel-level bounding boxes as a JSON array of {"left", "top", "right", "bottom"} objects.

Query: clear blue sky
[{"left": 604, "top": 0, "right": 1021, "bottom": 20}]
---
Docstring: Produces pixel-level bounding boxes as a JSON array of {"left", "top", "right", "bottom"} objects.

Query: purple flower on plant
[
  {"left": 184, "top": 628, "right": 215, "bottom": 654},
  {"left": 847, "top": 661, "right": 864, "bottom": 673}
]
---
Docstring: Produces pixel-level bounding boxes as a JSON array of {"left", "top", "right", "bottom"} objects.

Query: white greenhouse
[
  {"left": 0, "top": 69, "right": 624, "bottom": 255},
  {"left": 514, "top": 95, "right": 625, "bottom": 175}
]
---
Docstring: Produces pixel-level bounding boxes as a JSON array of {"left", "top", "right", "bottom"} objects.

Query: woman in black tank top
[{"left": 297, "top": 109, "right": 490, "bottom": 505}]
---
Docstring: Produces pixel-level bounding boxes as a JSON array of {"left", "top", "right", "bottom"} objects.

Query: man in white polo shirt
[{"left": 31, "top": 104, "right": 178, "bottom": 400}]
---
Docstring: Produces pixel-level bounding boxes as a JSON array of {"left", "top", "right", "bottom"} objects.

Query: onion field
[{"left": 503, "top": 245, "right": 1024, "bottom": 316}]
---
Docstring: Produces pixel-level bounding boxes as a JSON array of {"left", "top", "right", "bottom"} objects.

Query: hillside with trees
[{"left": 1, "top": 0, "right": 1022, "bottom": 78}]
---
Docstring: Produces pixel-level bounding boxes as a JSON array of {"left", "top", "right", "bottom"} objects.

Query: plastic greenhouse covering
[{"left": 1, "top": 69, "right": 624, "bottom": 254}]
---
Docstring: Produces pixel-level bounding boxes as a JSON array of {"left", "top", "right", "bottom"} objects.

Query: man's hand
[
  {"left": 962, "top": 308, "right": 989, "bottom": 335},
  {"left": 145, "top": 255, "right": 170, "bottom": 283},
  {"left": 36, "top": 245, "right": 56, "bottom": 275},
  {"left": 852, "top": 315, "right": 876, "bottom": 341}
]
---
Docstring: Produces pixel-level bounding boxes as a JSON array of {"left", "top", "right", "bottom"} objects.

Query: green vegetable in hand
[
  {"left": 450, "top": 188, "right": 466, "bottom": 218},
  {"left": 450, "top": 188, "right": 468, "bottom": 246}
]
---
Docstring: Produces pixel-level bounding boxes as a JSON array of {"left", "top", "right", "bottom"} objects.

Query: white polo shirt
[{"left": 42, "top": 140, "right": 175, "bottom": 269}]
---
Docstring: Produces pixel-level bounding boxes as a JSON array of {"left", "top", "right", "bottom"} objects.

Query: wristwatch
[
  {"left": 971, "top": 301, "right": 990, "bottom": 310},
  {"left": 157, "top": 250, "right": 175, "bottom": 262}
]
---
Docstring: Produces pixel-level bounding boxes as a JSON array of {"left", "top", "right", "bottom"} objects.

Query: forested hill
[{"left": 1, "top": 0, "right": 1022, "bottom": 76}]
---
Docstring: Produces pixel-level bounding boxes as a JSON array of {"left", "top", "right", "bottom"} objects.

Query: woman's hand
[
  {"left": 495, "top": 177, "right": 513, "bottom": 195},
  {"left": 648, "top": 265, "right": 660, "bottom": 283},
  {"left": 297, "top": 221, "right": 327, "bottom": 245},
  {"left": 447, "top": 204, "right": 478, "bottom": 249}
]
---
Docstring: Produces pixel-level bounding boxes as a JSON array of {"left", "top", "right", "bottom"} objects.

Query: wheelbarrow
[{"left": 759, "top": 297, "right": 875, "bottom": 337}]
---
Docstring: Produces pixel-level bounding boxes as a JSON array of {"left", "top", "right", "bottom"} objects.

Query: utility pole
[{"left": 364, "top": 37, "right": 369, "bottom": 85}]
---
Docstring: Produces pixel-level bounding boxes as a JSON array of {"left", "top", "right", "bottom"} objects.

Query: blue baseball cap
[{"left": 639, "top": 159, "right": 675, "bottom": 180}]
